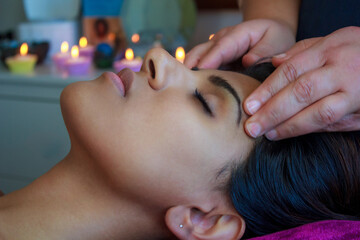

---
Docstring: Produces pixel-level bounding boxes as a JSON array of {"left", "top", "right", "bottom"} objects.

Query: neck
[{"left": 0, "top": 148, "right": 170, "bottom": 240}]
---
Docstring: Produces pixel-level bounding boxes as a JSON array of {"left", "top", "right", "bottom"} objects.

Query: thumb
[{"left": 242, "top": 33, "right": 292, "bottom": 67}]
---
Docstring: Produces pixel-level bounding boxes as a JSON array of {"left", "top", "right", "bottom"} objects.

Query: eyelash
[{"left": 194, "top": 89, "right": 213, "bottom": 116}]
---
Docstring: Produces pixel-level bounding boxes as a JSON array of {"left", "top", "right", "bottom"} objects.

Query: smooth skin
[{"left": 0, "top": 48, "right": 261, "bottom": 240}]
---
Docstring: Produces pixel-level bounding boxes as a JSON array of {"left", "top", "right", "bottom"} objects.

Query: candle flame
[
  {"left": 108, "top": 33, "right": 116, "bottom": 42},
  {"left": 71, "top": 45, "right": 79, "bottom": 59},
  {"left": 61, "top": 41, "right": 69, "bottom": 53},
  {"left": 175, "top": 47, "right": 185, "bottom": 63},
  {"left": 79, "top": 37, "right": 88, "bottom": 48},
  {"left": 209, "top": 34, "right": 215, "bottom": 40},
  {"left": 125, "top": 48, "right": 134, "bottom": 61},
  {"left": 20, "top": 43, "right": 28, "bottom": 56},
  {"left": 131, "top": 33, "right": 140, "bottom": 43}
]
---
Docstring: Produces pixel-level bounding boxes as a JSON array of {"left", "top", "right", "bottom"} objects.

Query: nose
[{"left": 143, "top": 48, "right": 185, "bottom": 90}]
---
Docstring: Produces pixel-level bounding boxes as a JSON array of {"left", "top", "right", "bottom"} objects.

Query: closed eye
[{"left": 194, "top": 89, "right": 213, "bottom": 116}]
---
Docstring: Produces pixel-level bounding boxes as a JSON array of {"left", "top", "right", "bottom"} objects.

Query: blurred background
[{"left": 0, "top": 0, "right": 243, "bottom": 194}]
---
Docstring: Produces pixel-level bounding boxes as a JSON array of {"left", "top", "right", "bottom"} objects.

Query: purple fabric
[{"left": 248, "top": 220, "right": 360, "bottom": 240}]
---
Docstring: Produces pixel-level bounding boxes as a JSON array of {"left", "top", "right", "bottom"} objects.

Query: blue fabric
[
  {"left": 296, "top": 0, "right": 360, "bottom": 41},
  {"left": 82, "top": 0, "right": 124, "bottom": 17}
]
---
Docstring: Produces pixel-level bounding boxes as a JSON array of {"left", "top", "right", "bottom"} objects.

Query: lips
[
  {"left": 118, "top": 68, "right": 134, "bottom": 96},
  {"left": 110, "top": 68, "right": 134, "bottom": 97}
]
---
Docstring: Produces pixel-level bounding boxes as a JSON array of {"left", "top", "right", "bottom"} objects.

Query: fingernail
[
  {"left": 246, "top": 100, "right": 260, "bottom": 115},
  {"left": 273, "top": 53, "right": 287, "bottom": 58},
  {"left": 265, "top": 130, "right": 278, "bottom": 140},
  {"left": 246, "top": 122, "right": 261, "bottom": 138}
]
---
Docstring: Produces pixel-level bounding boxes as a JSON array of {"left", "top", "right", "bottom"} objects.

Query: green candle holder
[{"left": 6, "top": 55, "right": 38, "bottom": 74}]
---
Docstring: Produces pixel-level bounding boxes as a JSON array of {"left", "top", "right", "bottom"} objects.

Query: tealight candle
[
  {"left": 52, "top": 41, "right": 71, "bottom": 71},
  {"left": 131, "top": 33, "right": 140, "bottom": 44},
  {"left": 113, "top": 48, "right": 142, "bottom": 72},
  {"left": 79, "top": 36, "right": 95, "bottom": 59},
  {"left": 65, "top": 45, "right": 91, "bottom": 76},
  {"left": 175, "top": 47, "right": 185, "bottom": 63},
  {"left": 5, "top": 43, "right": 38, "bottom": 73}
]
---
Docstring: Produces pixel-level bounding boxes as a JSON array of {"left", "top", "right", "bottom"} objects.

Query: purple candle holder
[
  {"left": 52, "top": 53, "right": 71, "bottom": 71},
  {"left": 65, "top": 57, "right": 91, "bottom": 75},
  {"left": 79, "top": 46, "right": 95, "bottom": 59},
  {"left": 113, "top": 58, "right": 143, "bottom": 73}
]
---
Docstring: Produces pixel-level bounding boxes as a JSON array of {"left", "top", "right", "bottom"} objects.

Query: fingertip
[
  {"left": 242, "top": 53, "right": 260, "bottom": 68},
  {"left": 244, "top": 99, "right": 261, "bottom": 115},
  {"left": 184, "top": 55, "right": 199, "bottom": 69},
  {"left": 271, "top": 54, "right": 287, "bottom": 67},
  {"left": 184, "top": 60, "right": 195, "bottom": 69},
  {"left": 265, "top": 129, "right": 278, "bottom": 141},
  {"left": 245, "top": 121, "right": 262, "bottom": 138}
]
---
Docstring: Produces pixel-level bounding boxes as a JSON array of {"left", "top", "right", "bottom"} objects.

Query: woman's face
[{"left": 60, "top": 48, "right": 260, "bottom": 208}]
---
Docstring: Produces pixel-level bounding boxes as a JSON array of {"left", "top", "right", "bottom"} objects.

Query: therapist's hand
[
  {"left": 244, "top": 26, "right": 360, "bottom": 140},
  {"left": 184, "top": 19, "right": 295, "bottom": 69}
]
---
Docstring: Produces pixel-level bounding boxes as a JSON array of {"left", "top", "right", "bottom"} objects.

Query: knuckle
[
  {"left": 280, "top": 62, "right": 298, "bottom": 84},
  {"left": 342, "top": 26, "right": 360, "bottom": 36},
  {"left": 217, "top": 35, "right": 234, "bottom": 47},
  {"left": 317, "top": 104, "right": 337, "bottom": 125},
  {"left": 264, "top": 84, "right": 278, "bottom": 98},
  {"left": 281, "top": 123, "right": 299, "bottom": 138},
  {"left": 299, "top": 39, "right": 309, "bottom": 50},
  {"left": 292, "top": 76, "right": 314, "bottom": 104},
  {"left": 267, "top": 108, "right": 282, "bottom": 125}
]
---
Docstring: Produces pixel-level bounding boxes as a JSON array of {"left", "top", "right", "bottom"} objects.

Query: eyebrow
[{"left": 208, "top": 75, "right": 242, "bottom": 125}]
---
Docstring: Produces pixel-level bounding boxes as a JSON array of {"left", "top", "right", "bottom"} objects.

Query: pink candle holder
[{"left": 65, "top": 57, "right": 91, "bottom": 76}]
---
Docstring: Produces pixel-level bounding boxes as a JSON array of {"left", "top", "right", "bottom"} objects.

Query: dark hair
[{"left": 228, "top": 62, "right": 360, "bottom": 238}]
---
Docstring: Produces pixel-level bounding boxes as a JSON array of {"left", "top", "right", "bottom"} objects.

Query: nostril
[{"left": 149, "top": 59, "right": 156, "bottom": 79}]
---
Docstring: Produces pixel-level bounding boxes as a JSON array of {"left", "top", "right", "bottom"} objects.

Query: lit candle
[
  {"left": 65, "top": 45, "right": 91, "bottom": 76},
  {"left": 113, "top": 48, "right": 143, "bottom": 72},
  {"left": 209, "top": 34, "right": 215, "bottom": 40},
  {"left": 52, "top": 41, "right": 71, "bottom": 71},
  {"left": 175, "top": 47, "right": 185, "bottom": 63},
  {"left": 5, "top": 43, "right": 38, "bottom": 73},
  {"left": 131, "top": 33, "right": 140, "bottom": 44},
  {"left": 79, "top": 36, "right": 95, "bottom": 59}
]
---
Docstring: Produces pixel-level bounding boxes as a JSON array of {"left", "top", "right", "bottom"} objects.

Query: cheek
[{"left": 99, "top": 97, "right": 229, "bottom": 204}]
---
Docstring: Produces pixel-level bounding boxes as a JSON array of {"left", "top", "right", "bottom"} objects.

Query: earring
[{"left": 179, "top": 224, "right": 184, "bottom": 228}]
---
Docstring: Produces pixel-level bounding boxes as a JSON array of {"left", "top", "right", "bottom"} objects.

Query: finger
[
  {"left": 245, "top": 66, "right": 337, "bottom": 138},
  {"left": 272, "top": 37, "right": 322, "bottom": 67},
  {"left": 265, "top": 92, "right": 352, "bottom": 140},
  {"left": 244, "top": 43, "right": 327, "bottom": 116},
  {"left": 197, "top": 30, "right": 252, "bottom": 69},
  {"left": 184, "top": 27, "right": 233, "bottom": 69},
  {"left": 184, "top": 41, "right": 214, "bottom": 69},
  {"left": 242, "top": 35, "right": 274, "bottom": 67},
  {"left": 242, "top": 32, "right": 295, "bottom": 67},
  {"left": 324, "top": 113, "right": 360, "bottom": 132}
]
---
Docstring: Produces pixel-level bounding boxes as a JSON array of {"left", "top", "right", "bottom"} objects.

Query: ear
[{"left": 165, "top": 205, "right": 245, "bottom": 240}]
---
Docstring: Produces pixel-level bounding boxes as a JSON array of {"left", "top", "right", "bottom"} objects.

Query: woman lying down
[{"left": 0, "top": 48, "right": 359, "bottom": 240}]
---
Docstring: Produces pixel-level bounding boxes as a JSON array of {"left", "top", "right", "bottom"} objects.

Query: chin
[
  {"left": 60, "top": 81, "right": 101, "bottom": 154},
  {"left": 60, "top": 80, "right": 125, "bottom": 178}
]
